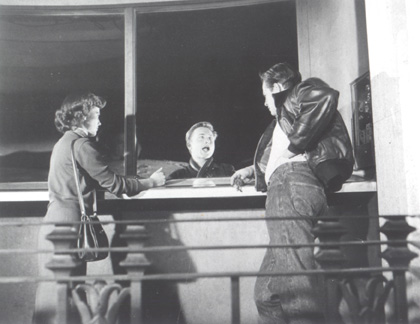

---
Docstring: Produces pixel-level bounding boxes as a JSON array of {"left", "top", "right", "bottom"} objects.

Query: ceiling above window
[{"left": 0, "top": 0, "right": 287, "bottom": 9}]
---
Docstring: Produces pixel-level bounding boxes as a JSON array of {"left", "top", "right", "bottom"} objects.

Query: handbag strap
[{"left": 71, "top": 139, "right": 97, "bottom": 217}]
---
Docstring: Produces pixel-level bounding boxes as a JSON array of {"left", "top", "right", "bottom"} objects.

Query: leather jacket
[{"left": 254, "top": 78, "right": 354, "bottom": 192}]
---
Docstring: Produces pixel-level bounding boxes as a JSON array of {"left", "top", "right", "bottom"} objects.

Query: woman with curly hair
[{"left": 33, "top": 93, "right": 166, "bottom": 324}]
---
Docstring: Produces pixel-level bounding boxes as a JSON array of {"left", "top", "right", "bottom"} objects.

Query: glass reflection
[
  {"left": 0, "top": 14, "right": 124, "bottom": 183},
  {"left": 135, "top": 2, "right": 298, "bottom": 181}
]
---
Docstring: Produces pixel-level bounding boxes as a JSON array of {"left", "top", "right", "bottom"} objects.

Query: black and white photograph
[{"left": 0, "top": 0, "right": 419, "bottom": 323}]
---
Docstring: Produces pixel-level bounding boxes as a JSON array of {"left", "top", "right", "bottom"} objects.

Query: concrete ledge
[{"left": 0, "top": 178, "right": 376, "bottom": 202}]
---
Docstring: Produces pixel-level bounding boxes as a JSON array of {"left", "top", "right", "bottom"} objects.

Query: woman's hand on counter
[{"left": 149, "top": 167, "right": 166, "bottom": 187}]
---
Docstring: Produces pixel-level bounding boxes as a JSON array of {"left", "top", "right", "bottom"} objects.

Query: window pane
[
  {"left": 135, "top": 2, "right": 297, "bottom": 174},
  {"left": 0, "top": 14, "right": 124, "bottom": 183}
]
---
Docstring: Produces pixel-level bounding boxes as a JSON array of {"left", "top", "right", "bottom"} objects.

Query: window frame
[
  {"left": 0, "top": 0, "right": 285, "bottom": 187},
  {"left": 0, "top": 2, "right": 378, "bottom": 199}
]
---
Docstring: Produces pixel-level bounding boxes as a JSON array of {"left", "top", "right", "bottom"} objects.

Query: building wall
[
  {"left": 364, "top": 0, "right": 420, "bottom": 216},
  {"left": 0, "top": 217, "right": 39, "bottom": 324},
  {"left": 0, "top": 194, "right": 376, "bottom": 324},
  {"left": 0, "top": 208, "right": 269, "bottom": 324},
  {"left": 136, "top": 209, "right": 268, "bottom": 324},
  {"left": 296, "top": 0, "right": 369, "bottom": 139},
  {"left": 364, "top": 0, "right": 420, "bottom": 321}
]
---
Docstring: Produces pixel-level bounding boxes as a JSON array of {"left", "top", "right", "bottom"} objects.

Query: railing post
[
  {"left": 380, "top": 216, "right": 417, "bottom": 324},
  {"left": 313, "top": 219, "right": 347, "bottom": 324},
  {"left": 46, "top": 225, "right": 81, "bottom": 324},
  {"left": 231, "top": 276, "right": 240, "bottom": 324},
  {"left": 119, "top": 224, "right": 151, "bottom": 324}
]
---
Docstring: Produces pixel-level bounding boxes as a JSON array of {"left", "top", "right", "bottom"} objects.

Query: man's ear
[
  {"left": 272, "top": 82, "right": 281, "bottom": 94},
  {"left": 272, "top": 82, "right": 285, "bottom": 93}
]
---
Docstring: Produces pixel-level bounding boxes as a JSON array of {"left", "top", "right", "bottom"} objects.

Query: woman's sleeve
[
  {"left": 287, "top": 82, "right": 339, "bottom": 154},
  {"left": 75, "top": 140, "right": 149, "bottom": 197}
]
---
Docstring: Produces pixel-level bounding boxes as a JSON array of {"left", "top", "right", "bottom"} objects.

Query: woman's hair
[
  {"left": 259, "top": 62, "right": 302, "bottom": 91},
  {"left": 185, "top": 121, "right": 218, "bottom": 147},
  {"left": 54, "top": 92, "right": 106, "bottom": 134}
]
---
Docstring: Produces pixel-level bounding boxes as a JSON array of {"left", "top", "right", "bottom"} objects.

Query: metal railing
[{"left": 0, "top": 214, "right": 418, "bottom": 324}]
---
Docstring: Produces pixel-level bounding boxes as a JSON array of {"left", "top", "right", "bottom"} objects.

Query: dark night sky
[{"left": 0, "top": 1, "right": 297, "bottom": 173}]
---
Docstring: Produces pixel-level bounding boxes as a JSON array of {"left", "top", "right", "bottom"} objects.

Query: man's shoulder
[
  {"left": 299, "top": 77, "right": 330, "bottom": 88},
  {"left": 168, "top": 165, "right": 194, "bottom": 179},
  {"left": 214, "top": 161, "right": 234, "bottom": 168},
  {"left": 211, "top": 161, "right": 235, "bottom": 175},
  {"left": 292, "top": 77, "right": 338, "bottom": 100}
]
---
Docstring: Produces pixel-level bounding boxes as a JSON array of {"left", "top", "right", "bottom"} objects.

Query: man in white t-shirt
[{"left": 231, "top": 62, "right": 354, "bottom": 324}]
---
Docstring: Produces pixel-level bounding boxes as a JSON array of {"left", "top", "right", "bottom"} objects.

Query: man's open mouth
[{"left": 202, "top": 146, "right": 210, "bottom": 152}]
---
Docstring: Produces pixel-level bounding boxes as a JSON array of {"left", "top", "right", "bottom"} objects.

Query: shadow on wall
[{"left": 110, "top": 211, "right": 197, "bottom": 324}]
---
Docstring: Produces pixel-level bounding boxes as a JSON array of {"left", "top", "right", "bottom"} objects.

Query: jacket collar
[
  {"left": 189, "top": 157, "right": 214, "bottom": 178},
  {"left": 72, "top": 128, "right": 89, "bottom": 138},
  {"left": 273, "top": 88, "right": 291, "bottom": 114}
]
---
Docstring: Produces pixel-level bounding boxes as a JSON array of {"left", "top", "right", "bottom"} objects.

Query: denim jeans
[{"left": 254, "top": 162, "right": 328, "bottom": 324}]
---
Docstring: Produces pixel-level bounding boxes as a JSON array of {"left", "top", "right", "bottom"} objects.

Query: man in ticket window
[{"left": 168, "top": 121, "right": 235, "bottom": 179}]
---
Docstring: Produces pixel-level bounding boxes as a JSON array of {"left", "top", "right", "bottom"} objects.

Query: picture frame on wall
[{"left": 351, "top": 72, "right": 375, "bottom": 170}]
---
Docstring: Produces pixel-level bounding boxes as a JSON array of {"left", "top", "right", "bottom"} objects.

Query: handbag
[{"left": 71, "top": 139, "right": 109, "bottom": 262}]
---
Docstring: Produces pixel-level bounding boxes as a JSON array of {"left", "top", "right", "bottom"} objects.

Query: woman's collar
[{"left": 73, "top": 128, "right": 89, "bottom": 137}]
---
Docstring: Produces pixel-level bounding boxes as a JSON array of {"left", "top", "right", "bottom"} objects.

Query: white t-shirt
[{"left": 265, "top": 123, "right": 306, "bottom": 185}]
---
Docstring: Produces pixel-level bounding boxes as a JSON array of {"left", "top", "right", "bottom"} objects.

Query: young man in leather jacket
[{"left": 231, "top": 62, "right": 354, "bottom": 324}]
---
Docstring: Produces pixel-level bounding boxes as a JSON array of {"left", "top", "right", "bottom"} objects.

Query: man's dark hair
[{"left": 260, "top": 62, "right": 302, "bottom": 91}]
